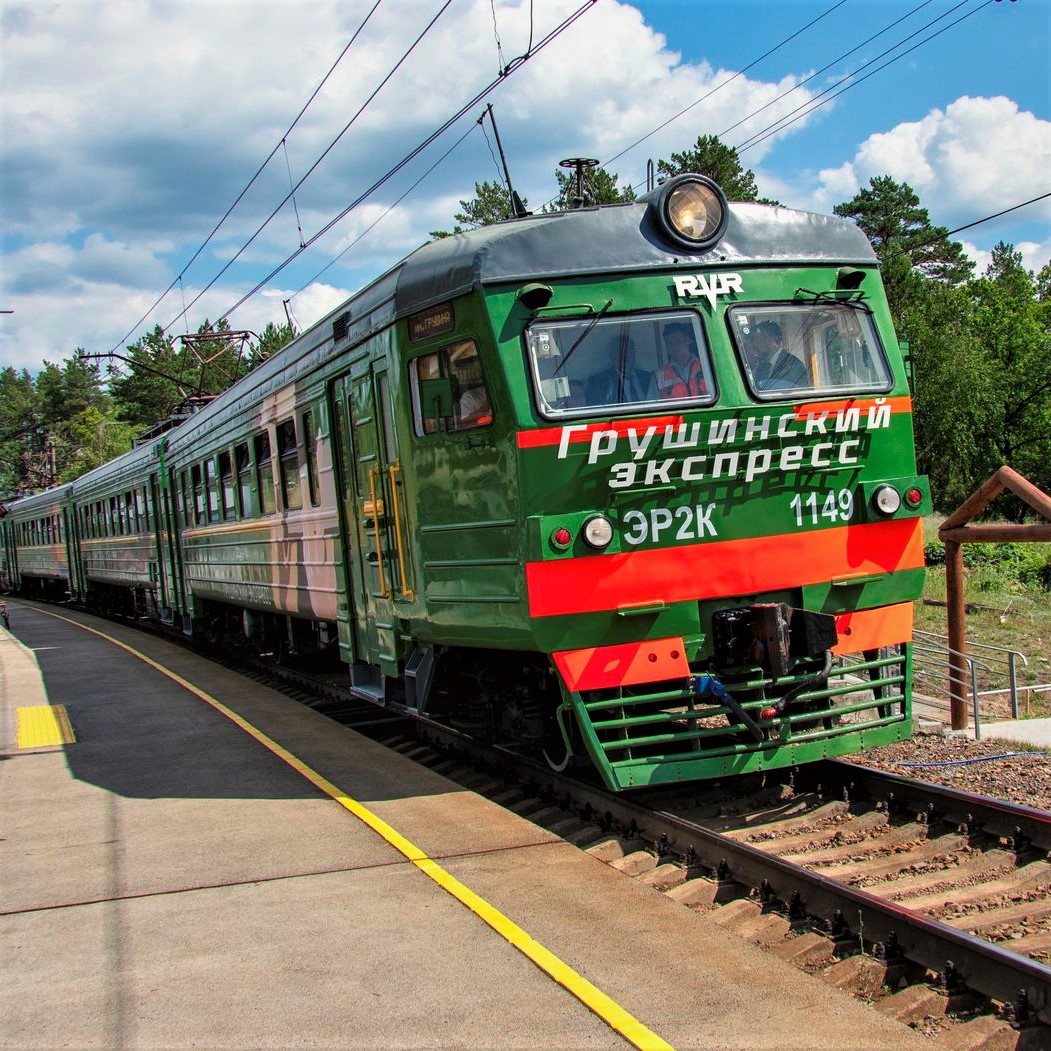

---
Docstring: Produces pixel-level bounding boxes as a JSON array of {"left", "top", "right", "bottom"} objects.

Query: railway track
[{"left": 368, "top": 723, "right": 1051, "bottom": 1049}]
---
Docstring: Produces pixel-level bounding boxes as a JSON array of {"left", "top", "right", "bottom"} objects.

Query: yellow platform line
[
  {"left": 29, "top": 607, "right": 675, "bottom": 1051},
  {"left": 17, "top": 704, "right": 76, "bottom": 748}
]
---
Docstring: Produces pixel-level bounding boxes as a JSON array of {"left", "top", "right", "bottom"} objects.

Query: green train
[{"left": 1, "top": 175, "right": 929, "bottom": 790}]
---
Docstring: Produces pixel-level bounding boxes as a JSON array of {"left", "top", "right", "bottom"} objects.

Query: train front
[{"left": 506, "top": 176, "right": 928, "bottom": 790}]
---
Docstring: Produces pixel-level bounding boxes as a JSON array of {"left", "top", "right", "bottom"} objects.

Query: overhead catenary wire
[
  {"left": 735, "top": 0, "right": 990, "bottom": 154},
  {"left": 290, "top": 120, "right": 481, "bottom": 296},
  {"left": 107, "top": 0, "right": 385, "bottom": 354},
  {"left": 217, "top": 0, "right": 600, "bottom": 325},
  {"left": 601, "top": 0, "right": 849, "bottom": 172},
  {"left": 164, "top": 0, "right": 456, "bottom": 335},
  {"left": 717, "top": 0, "right": 939, "bottom": 143}
]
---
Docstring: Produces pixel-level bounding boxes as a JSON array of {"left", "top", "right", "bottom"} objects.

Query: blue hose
[{"left": 891, "top": 751, "right": 1050, "bottom": 767}]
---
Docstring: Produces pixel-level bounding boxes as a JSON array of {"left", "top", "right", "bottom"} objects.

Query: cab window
[
  {"left": 525, "top": 312, "right": 716, "bottom": 419},
  {"left": 410, "top": 339, "right": 492, "bottom": 435},
  {"left": 728, "top": 303, "right": 893, "bottom": 400}
]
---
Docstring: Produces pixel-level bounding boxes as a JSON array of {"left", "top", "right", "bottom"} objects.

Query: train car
[
  {"left": 69, "top": 442, "right": 166, "bottom": 617},
  {"left": 4, "top": 484, "right": 76, "bottom": 601},
  {"left": 161, "top": 335, "right": 344, "bottom": 655}
]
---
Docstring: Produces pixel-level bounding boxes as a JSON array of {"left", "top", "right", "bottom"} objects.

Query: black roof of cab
[{"left": 392, "top": 191, "right": 877, "bottom": 318}]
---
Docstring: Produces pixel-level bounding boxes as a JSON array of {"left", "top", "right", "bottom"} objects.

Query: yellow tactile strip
[
  {"left": 17, "top": 705, "right": 76, "bottom": 748},
  {"left": 29, "top": 607, "right": 675, "bottom": 1051}
]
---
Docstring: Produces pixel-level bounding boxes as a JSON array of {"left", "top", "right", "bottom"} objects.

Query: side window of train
[
  {"left": 235, "top": 443, "right": 251, "bottom": 518},
  {"left": 218, "top": 451, "right": 236, "bottom": 521},
  {"left": 180, "top": 473, "right": 191, "bottom": 529},
  {"left": 277, "top": 418, "right": 302, "bottom": 512},
  {"left": 191, "top": 464, "right": 205, "bottom": 525},
  {"left": 255, "top": 432, "right": 276, "bottom": 516},
  {"left": 728, "top": 303, "right": 892, "bottom": 400},
  {"left": 302, "top": 409, "right": 320, "bottom": 507},
  {"left": 204, "top": 458, "right": 219, "bottom": 523},
  {"left": 410, "top": 339, "right": 492, "bottom": 436}
]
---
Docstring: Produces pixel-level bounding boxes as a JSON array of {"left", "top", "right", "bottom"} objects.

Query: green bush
[{"left": 923, "top": 538, "right": 1051, "bottom": 592}]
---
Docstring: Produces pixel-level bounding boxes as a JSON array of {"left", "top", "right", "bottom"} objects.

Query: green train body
[{"left": 1, "top": 176, "right": 928, "bottom": 789}]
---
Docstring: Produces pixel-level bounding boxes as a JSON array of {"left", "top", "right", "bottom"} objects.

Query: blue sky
[{"left": 1, "top": 0, "right": 1048, "bottom": 376}]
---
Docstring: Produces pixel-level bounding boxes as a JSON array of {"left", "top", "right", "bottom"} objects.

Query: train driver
[
  {"left": 653, "top": 323, "right": 706, "bottom": 399},
  {"left": 745, "top": 320, "right": 808, "bottom": 390}
]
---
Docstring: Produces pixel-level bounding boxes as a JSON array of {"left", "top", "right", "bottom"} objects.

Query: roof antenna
[
  {"left": 559, "top": 157, "right": 599, "bottom": 209},
  {"left": 484, "top": 103, "right": 530, "bottom": 219}
]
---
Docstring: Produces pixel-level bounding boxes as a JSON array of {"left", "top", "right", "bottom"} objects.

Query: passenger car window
[
  {"left": 255, "top": 432, "right": 276, "bottom": 515},
  {"left": 728, "top": 303, "right": 893, "bottom": 400},
  {"left": 525, "top": 312, "right": 716, "bottom": 418},
  {"left": 302, "top": 410, "right": 320, "bottom": 507},
  {"left": 410, "top": 339, "right": 492, "bottom": 436},
  {"left": 277, "top": 419, "right": 302, "bottom": 511},
  {"left": 235, "top": 443, "right": 251, "bottom": 517},
  {"left": 218, "top": 451, "right": 236, "bottom": 521}
]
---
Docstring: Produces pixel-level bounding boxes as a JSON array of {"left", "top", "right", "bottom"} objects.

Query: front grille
[{"left": 568, "top": 647, "right": 911, "bottom": 789}]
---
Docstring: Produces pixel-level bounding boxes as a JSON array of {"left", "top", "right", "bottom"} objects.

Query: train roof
[
  {"left": 127, "top": 188, "right": 882, "bottom": 462},
  {"left": 391, "top": 193, "right": 878, "bottom": 318}
]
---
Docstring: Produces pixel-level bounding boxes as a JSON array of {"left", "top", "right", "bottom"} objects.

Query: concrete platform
[
  {"left": 977, "top": 716, "right": 1051, "bottom": 748},
  {"left": 0, "top": 601, "right": 928, "bottom": 1050}
]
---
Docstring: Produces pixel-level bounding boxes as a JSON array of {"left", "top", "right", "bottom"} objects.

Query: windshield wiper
[{"left": 555, "top": 298, "right": 614, "bottom": 375}]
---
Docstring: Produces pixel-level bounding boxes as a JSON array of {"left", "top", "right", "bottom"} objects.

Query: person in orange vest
[{"left": 653, "top": 323, "right": 706, "bottom": 399}]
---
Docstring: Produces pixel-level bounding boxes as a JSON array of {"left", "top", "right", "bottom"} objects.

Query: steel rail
[{"left": 433, "top": 739, "right": 1051, "bottom": 1027}]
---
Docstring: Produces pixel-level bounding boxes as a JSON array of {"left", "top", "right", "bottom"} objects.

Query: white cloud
[{"left": 810, "top": 96, "right": 1051, "bottom": 238}]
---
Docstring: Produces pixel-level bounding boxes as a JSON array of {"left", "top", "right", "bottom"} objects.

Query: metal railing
[{"left": 912, "top": 629, "right": 1035, "bottom": 738}]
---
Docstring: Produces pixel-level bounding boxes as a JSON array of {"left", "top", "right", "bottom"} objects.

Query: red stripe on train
[
  {"left": 526, "top": 519, "right": 924, "bottom": 618},
  {"left": 516, "top": 396, "right": 913, "bottom": 450}
]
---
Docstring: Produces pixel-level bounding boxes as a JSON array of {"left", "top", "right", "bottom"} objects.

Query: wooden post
[{"left": 944, "top": 539, "right": 968, "bottom": 729}]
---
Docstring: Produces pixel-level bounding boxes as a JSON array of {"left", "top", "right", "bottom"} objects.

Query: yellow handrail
[
  {"left": 387, "top": 462, "right": 415, "bottom": 601},
  {"left": 366, "top": 465, "right": 390, "bottom": 598}
]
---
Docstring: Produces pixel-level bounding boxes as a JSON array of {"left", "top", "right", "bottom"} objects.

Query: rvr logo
[{"left": 671, "top": 272, "right": 743, "bottom": 308}]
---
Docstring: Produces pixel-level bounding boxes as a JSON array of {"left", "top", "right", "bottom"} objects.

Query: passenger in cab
[
  {"left": 653, "top": 323, "right": 706, "bottom": 399},
  {"left": 586, "top": 337, "right": 653, "bottom": 405},
  {"left": 745, "top": 321, "right": 808, "bottom": 391}
]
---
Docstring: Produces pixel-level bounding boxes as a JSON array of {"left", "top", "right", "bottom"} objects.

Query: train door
[
  {"left": 330, "top": 357, "right": 415, "bottom": 693},
  {"left": 148, "top": 473, "right": 173, "bottom": 617}
]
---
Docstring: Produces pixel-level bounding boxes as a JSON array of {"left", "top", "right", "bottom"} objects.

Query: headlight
[
  {"left": 872, "top": 484, "right": 901, "bottom": 516},
  {"left": 582, "top": 515, "right": 614, "bottom": 550},
  {"left": 655, "top": 175, "right": 728, "bottom": 250}
]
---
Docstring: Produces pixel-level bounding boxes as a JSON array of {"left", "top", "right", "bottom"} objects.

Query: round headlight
[
  {"left": 655, "top": 175, "right": 728, "bottom": 250},
  {"left": 872, "top": 485, "right": 902, "bottom": 516},
  {"left": 582, "top": 515, "right": 614, "bottom": 550}
]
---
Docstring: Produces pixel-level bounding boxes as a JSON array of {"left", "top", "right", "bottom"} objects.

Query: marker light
[
  {"left": 904, "top": 487, "right": 923, "bottom": 508},
  {"left": 551, "top": 526, "right": 573, "bottom": 550},
  {"left": 872, "top": 484, "right": 902, "bottom": 516},
  {"left": 582, "top": 515, "right": 614, "bottom": 550},
  {"left": 655, "top": 175, "right": 729, "bottom": 251}
]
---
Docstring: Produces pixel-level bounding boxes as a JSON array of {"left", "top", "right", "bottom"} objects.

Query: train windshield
[
  {"left": 526, "top": 312, "right": 716, "bottom": 418},
  {"left": 728, "top": 302, "right": 893, "bottom": 400}
]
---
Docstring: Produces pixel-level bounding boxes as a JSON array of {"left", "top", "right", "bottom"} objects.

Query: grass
[{"left": 916, "top": 517, "right": 1051, "bottom": 719}]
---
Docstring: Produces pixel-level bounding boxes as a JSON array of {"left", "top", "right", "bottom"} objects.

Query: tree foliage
[
  {"left": 834, "top": 176, "right": 974, "bottom": 294},
  {"left": 547, "top": 165, "right": 636, "bottom": 210},
  {"left": 657, "top": 134, "right": 774, "bottom": 203},
  {"left": 430, "top": 180, "right": 523, "bottom": 239}
]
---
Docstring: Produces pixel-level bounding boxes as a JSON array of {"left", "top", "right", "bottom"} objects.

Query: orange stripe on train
[
  {"left": 832, "top": 602, "right": 914, "bottom": 656},
  {"left": 526, "top": 519, "right": 924, "bottom": 618},
  {"left": 554, "top": 637, "right": 691, "bottom": 692}
]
